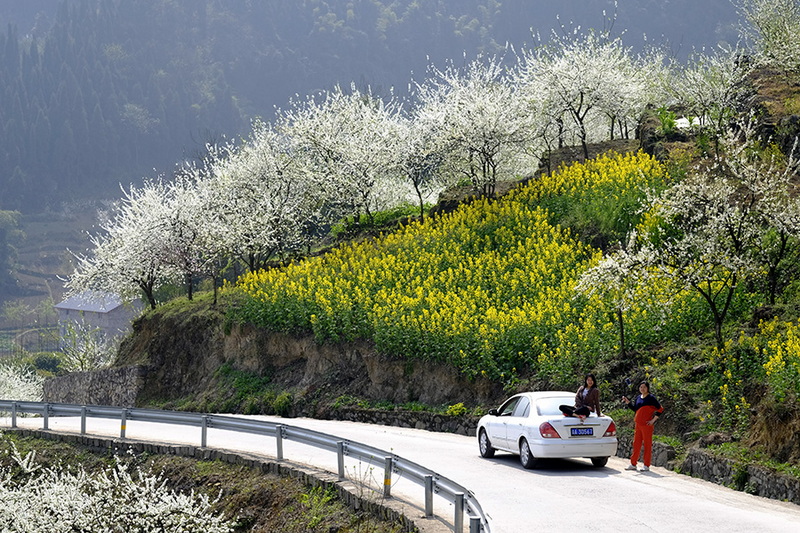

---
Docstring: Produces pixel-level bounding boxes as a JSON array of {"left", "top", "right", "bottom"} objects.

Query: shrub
[
  {"left": 0, "top": 439, "right": 232, "bottom": 532},
  {"left": 273, "top": 391, "right": 293, "bottom": 417},
  {"left": 445, "top": 402, "right": 467, "bottom": 416}
]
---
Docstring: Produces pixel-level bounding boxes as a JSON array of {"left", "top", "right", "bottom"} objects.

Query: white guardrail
[{"left": 0, "top": 400, "right": 489, "bottom": 533}]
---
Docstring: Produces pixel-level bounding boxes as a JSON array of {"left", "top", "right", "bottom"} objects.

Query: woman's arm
[
  {"left": 574, "top": 386, "right": 585, "bottom": 407},
  {"left": 590, "top": 388, "right": 601, "bottom": 416}
]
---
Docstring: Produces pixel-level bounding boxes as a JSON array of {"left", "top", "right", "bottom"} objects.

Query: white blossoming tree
[
  {"left": 154, "top": 174, "right": 227, "bottom": 302},
  {"left": 393, "top": 112, "right": 447, "bottom": 220},
  {"left": 277, "top": 84, "right": 405, "bottom": 226},
  {"left": 199, "top": 121, "right": 325, "bottom": 272},
  {"left": 672, "top": 46, "right": 751, "bottom": 145},
  {"left": 58, "top": 321, "right": 118, "bottom": 372},
  {"left": 576, "top": 242, "right": 647, "bottom": 357},
  {"left": 634, "top": 121, "right": 800, "bottom": 348},
  {"left": 413, "top": 55, "right": 537, "bottom": 197},
  {"left": 68, "top": 180, "right": 183, "bottom": 309},
  {"left": 515, "top": 31, "right": 659, "bottom": 160},
  {"left": 737, "top": 0, "right": 800, "bottom": 72}
]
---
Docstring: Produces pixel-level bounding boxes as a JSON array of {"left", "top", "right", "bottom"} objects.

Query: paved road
[{"left": 4, "top": 414, "right": 800, "bottom": 533}]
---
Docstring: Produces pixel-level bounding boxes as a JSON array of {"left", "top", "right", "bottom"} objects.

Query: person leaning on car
[
  {"left": 559, "top": 373, "right": 602, "bottom": 418},
  {"left": 622, "top": 380, "right": 664, "bottom": 472}
]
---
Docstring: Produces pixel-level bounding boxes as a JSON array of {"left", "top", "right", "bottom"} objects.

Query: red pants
[{"left": 631, "top": 422, "right": 654, "bottom": 466}]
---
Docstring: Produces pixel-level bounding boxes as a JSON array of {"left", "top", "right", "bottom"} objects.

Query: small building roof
[{"left": 55, "top": 290, "right": 125, "bottom": 313}]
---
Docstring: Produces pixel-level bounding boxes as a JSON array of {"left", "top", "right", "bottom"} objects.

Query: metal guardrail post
[
  {"left": 120, "top": 409, "right": 128, "bottom": 439},
  {"left": 424, "top": 475, "right": 434, "bottom": 517},
  {"left": 43, "top": 403, "right": 49, "bottom": 430},
  {"left": 383, "top": 456, "right": 393, "bottom": 498},
  {"left": 454, "top": 492, "right": 464, "bottom": 533},
  {"left": 11, "top": 402, "right": 17, "bottom": 428},
  {"left": 276, "top": 424, "right": 284, "bottom": 461},
  {"left": 201, "top": 415, "right": 209, "bottom": 447},
  {"left": 470, "top": 516, "right": 482, "bottom": 533},
  {"left": 337, "top": 441, "right": 345, "bottom": 480},
  {"left": 80, "top": 406, "right": 87, "bottom": 434}
]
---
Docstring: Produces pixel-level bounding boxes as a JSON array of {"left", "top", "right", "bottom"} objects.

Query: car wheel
[
  {"left": 519, "top": 438, "right": 538, "bottom": 469},
  {"left": 591, "top": 456, "right": 609, "bottom": 467},
  {"left": 478, "top": 429, "right": 495, "bottom": 458}
]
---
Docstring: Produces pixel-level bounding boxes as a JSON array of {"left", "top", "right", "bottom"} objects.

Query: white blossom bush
[
  {"left": 673, "top": 45, "right": 751, "bottom": 138},
  {"left": 0, "top": 364, "right": 43, "bottom": 402},
  {"left": 0, "top": 443, "right": 233, "bottom": 533},
  {"left": 58, "top": 321, "right": 118, "bottom": 372},
  {"left": 737, "top": 0, "right": 800, "bottom": 72}
]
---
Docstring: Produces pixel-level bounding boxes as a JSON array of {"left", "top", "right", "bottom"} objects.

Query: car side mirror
[{"left": 488, "top": 408, "right": 498, "bottom": 416}]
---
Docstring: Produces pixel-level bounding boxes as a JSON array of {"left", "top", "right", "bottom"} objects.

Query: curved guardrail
[{"left": 0, "top": 400, "right": 489, "bottom": 533}]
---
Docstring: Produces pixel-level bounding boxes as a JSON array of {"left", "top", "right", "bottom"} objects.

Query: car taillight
[
  {"left": 539, "top": 421, "right": 559, "bottom": 438},
  {"left": 603, "top": 421, "right": 617, "bottom": 437}
]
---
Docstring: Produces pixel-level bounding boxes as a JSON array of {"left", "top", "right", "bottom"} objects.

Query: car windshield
[{"left": 536, "top": 396, "right": 573, "bottom": 416}]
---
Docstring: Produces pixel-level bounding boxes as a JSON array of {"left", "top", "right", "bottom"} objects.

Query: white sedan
[{"left": 477, "top": 391, "right": 618, "bottom": 468}]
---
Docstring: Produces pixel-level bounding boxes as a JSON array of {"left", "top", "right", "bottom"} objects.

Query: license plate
[{"left": 570, "top": 427, "right": 593, "bottom": 436}]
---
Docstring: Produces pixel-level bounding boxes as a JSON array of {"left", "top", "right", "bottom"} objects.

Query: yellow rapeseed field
[{"left": 229, "top": 150, "right": 796, "bottom": 396}]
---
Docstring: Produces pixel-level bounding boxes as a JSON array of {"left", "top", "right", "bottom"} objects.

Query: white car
[{"left": 477, "top": 391, "right": 618, "bottom": 468}]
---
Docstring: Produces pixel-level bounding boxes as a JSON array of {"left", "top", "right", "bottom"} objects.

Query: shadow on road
[{"left": 478, "top": 453, "right": 665, "bottom": 478}]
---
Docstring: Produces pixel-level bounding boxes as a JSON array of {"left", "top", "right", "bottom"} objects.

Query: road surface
[{"left": 3, "top": 414, "right": 800, "bottom": 533}]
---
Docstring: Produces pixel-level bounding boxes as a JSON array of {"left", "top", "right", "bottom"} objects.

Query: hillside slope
[{"left": 44, "top": 68, "right": 800, "bottom": 476}]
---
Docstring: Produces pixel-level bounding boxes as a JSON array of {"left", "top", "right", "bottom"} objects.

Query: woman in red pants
[{"left": 622, "top": 381, "right": 664, "bottom": 472}]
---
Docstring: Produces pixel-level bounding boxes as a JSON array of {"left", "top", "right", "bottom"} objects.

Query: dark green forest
[{"left": 0, "top": 0, "right": 738, "bottom": 213}]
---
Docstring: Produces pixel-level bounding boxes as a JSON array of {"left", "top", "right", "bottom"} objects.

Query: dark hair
[
  {"left": 639, "top": 381, "right": 650, "bottom": 393},
  {"left": 584, "top": 373, "right": 598, "bottom": 389}
]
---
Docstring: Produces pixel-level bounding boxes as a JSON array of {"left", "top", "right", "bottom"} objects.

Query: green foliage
[
  {"left": 398, "top": 401, "right": 427, "bottom": 412},
  {"left": 216, "top": 363, "right": 273, "bottom": 400},
  {"left": 294, "top": 487, "right": 338, "bottom": 529},
  {"left": 656, "top": 106, "right": 678, "bottom": 136},
  {"left": 273, "top": 391, "right": 294, "bottom": 417},
  {"left": 695, "top": 131, "right": 713, "bottom": 156},
  {"left": 445, "top": 402, "right": 468, "bottom": 416},
  {"left": 331, "top": 395, "right": 369, "bottom": 409},
  {"left": 329, "top": 203, "right": 428, "bottom": 239}
]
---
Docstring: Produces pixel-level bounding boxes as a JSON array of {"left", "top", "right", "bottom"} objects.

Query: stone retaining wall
[
  {"left": 681, "top": 447, "right": 800, "bottom": 504},
  {"left": 5, "top": 428, "right": 428, "bottom": 533},
  {"left": 324, "top": 407, "right": 478, "bottom": 436},
  {"left": 43, "top": 365, "right": 145, "bottom": 407}
]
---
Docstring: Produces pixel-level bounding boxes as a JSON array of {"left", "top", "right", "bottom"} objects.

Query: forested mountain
[{"left": 0, "top": 0, "right": 738, "bottom": 213}]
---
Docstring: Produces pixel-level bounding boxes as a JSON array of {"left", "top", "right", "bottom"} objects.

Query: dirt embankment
[{"left": 108, "top": 298, "right": 502, "bottom": 412}]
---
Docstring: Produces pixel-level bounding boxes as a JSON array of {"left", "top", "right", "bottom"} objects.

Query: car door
[
  {"left": 505, "top": 396, "right": 531, "bottom": 451},
  {"left": 485, "top": 396, "right": 520, "bottom": 450}
]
